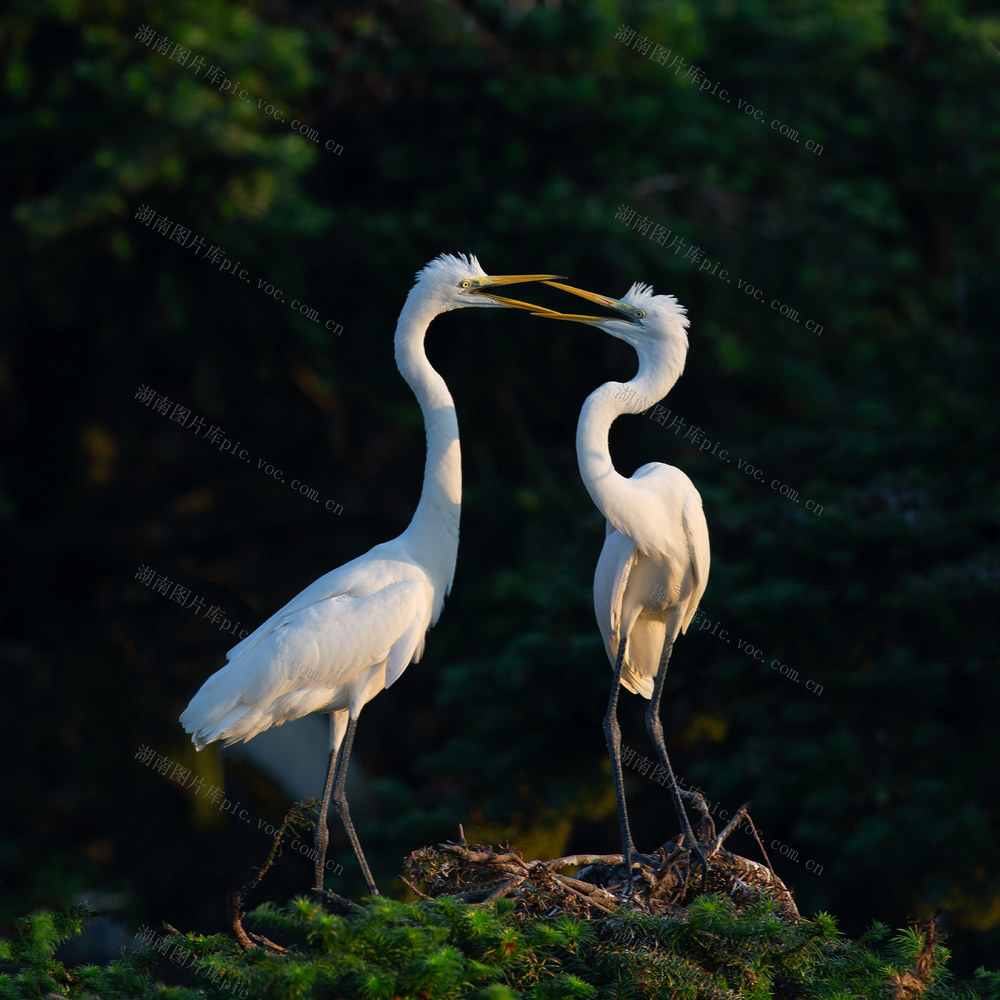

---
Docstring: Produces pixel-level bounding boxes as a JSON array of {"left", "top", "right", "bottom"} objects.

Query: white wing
[
  {"left": 224, "top": 539, "right": 407, "bottom": 662},
  {"left": 594, "top": 529, "right": 658, "bottom": 699},
  {"left": 180, "top": 563, "right": 433, "bottom": 749},
  {"left": 599, "top": 463, "right": 693, "bottom": 567},
  {"left": 594, "top": 527, "right": 633, "bottom": 666},
  {"left": 679, "top": 490, "right": 710, "bottom": 633},
  {"left": 593, "top": 463, "right": 710, "bottom": 700}
]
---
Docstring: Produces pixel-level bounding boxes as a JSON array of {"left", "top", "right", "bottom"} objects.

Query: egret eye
[
  {"left": 636, "top": 310, "right": 646, "bottom": 319},
  {"left": 460, "top": 279, "right": 472, "bottom": 289}
]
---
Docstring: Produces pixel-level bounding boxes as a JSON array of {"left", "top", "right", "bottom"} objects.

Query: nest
[{"left": 402, "top": 797, "right": 799, "bottom": 923}]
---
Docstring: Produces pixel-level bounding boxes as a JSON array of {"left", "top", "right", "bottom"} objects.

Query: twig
[
  {"left": 228, "top": 890, "right": 255, "bottom": 951},
  {"left": 440, "top": 844, "right": 532, "bottom": 873},
  {"left": 552, "top": 875, "right": 615, "bottom": 914},
  {"left": 483, "top": 875, "right": 527, "bottom": 902},
  {"left": 887, "top": 915, "right": 940, "bottom": 999},
  {"left": 229, "top": 797, "right": 319, "bottom": 950},
  {"left": 540, "top": 854, "right": 628, "bottom": 868},
  {"left": 399, "top": 876, "right": 433, "bottom": 900},
  {"left": 712, "top": 801, "right": 751, "bottom": 855},
  {"left": 552, "top": 873, "right": 619, "bottom": 911},
  {"left": 745, "top": 813, "right": 777, "bottom": 884},
  {"left": 312, "top": 887, "right": 363, "bottom": 913},
  {"left": 248, "top": 929, "right": 286, "bottom": 952},
  {"left": 448, "top": 882, "right": 518, "bottom": 903}
]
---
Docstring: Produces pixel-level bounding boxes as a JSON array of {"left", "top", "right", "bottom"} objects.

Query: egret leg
[
  {"left": 314, "top": 753, "right": 338, "bottom": 892},
  {"left": 329, "top": 717, "right": 379, "bottom": 896},
  {"left": 645, "top": 640, "right": 706, "bottom": 870},
  {"left": 314, "top": 712, "right": 346, "bottom": 892},
  {"left": 604, "top": 634, "right": 640, "bottom": 894}
]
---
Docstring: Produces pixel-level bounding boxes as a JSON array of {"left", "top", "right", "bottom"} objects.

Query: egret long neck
[
  {"left": 577, "top": 347, "right": 684, "bottom": 521},
  {"left": 393, "top": 297, "right": 461, "bottom": 593}
]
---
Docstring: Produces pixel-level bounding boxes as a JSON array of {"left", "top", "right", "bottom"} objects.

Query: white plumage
[
  {"left": 539, "top": 279, "right": 710, "bottom": 887},
  {"left": 596, "top": 468, "right": 709, "bottom": 699},
  {"left": 180, "top": 253, "right": 558, "bottom": 894},
  {"left": 181, "top": 558, "right": 432, "bottom": 748}
]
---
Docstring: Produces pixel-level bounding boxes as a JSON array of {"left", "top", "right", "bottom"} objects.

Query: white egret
[
  {"left": 180, "top": 254, "right": 559, "bottom": 896},
  {"left": 538, "top": 280, "right": 710, "bottom": 890}
]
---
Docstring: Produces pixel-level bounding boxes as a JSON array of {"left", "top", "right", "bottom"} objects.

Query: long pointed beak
[
  {"left": 469, "top": 273, "right": 564, "bottom": 311},
  {"left": 528, "top": 280, "right": 634, "bottom": 323}
]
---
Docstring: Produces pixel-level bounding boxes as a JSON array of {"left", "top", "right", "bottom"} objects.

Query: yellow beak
[
  {"left": 529, "top": 280, "right": 634, "bottom": 323},
  {"left": 469, "top": 273, "right": 565, "bottom": 311}
]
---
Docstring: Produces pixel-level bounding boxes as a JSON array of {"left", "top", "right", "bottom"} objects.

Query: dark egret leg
[
  {"left": 314, "top": 714, "right": 379, "bottom": 896},
  {"left": 330, "top": 717, "right": 379, "bottom": 896},
  {"left": 645, "top": 639, "right": 706, "bottom": 870},
  {"left": 604, "top": 634, "right": 640, "bottom": 894},
  {"left": 314, "top": 742, "right": 339, "bottom": 892}
]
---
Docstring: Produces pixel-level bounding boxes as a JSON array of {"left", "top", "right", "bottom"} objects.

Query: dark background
[{"left": 2, "top": 0, "right": 998, "bottom": 976}]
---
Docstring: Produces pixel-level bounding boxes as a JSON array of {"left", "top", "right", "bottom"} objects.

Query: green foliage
[
  {"left": 0, "top": 903, "right": 92, "bottom": 965},
  {"left": 1, "top": 898, "right": 995, "bottom": 998}
]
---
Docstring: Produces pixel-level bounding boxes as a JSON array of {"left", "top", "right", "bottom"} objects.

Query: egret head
[
  {"left": 536, "top": 280, "right": 690, "bottom": 354},
  {"left": 413, "top": 253, "right": 561, "bottom": 314}
]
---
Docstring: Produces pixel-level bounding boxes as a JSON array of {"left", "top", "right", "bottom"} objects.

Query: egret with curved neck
[
  {"left": 180, "top": 254, "right": 558, "bottom": 896},
  {"left": 539, "top": 280, "right": 710, "bottom": 891}
]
